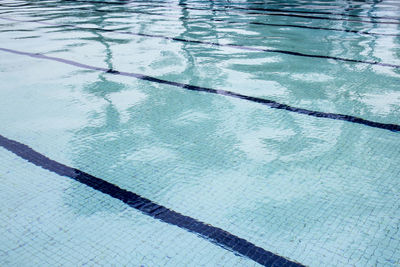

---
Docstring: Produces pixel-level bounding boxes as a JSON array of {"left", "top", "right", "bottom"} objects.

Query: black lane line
[
  {"left": 181, "top": 6, "right": 400, "bottom": 25},
  {"left": 133, "top": 0, "right": 400, "bottom": 7},
  {"left": 87, "top": 0, "right": 400, "bottom": 11},
  {"left": 2, "top": 3, "right": 398, "bottom": 38},
  {"left": 60, "top": 0, "right": 400, "bottom": 25},
  {"left": 218, "top": 6, "right": 400, "bottom": 21},
  {"left": 58, "top": 0, "right": 400, "bottom": 23},
  {"left": 177, "top": 2, "right": 400, "bottom": 22},
  {"left": 0, "top": 0, "right": 365, "bottom": 12},
  {"left": 1, "top": 17, "right": 400, "bottom": 69},
  {"left": 1, "top": 47, "right": 399, "bottom": 133},
  {"left": 244, "top": 21, "right": 400, "bottom": 37},
  {"left": 0, "top": 134, "right": 305, "bottom": 267}
]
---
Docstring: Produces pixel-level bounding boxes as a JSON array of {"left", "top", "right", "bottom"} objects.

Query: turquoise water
[{"left": 0, "top": 0, "right": 400, "bottom": 266}]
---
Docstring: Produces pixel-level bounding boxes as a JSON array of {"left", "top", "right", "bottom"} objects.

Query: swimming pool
[{"left": 0, "top": 0, "right": 399, "bottom": 266}]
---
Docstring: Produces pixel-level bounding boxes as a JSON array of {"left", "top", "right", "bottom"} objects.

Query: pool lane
[
  {"left": 0, "top": 147, "right": 267, "bottom": 266},
  {"left": 2, "top": 17, "right": 400, "bottom": 69},
  {"left": 0, "top": 133, "right": 303, "bottom": 267},
  {"left": 0, "top": 46, "right": 399, "bottom": 132},
  {"left": 1, "top": 1, "right": 400, "bottom": 266},
  {"left": 0, "top": 51, "right": 399, "bottom": 266}
]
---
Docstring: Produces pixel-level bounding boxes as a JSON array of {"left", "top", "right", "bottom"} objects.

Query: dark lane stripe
[
  {"left": 76, "top": 0, "right": 400, "bottom": 21},
  {"left": 0, "top": 134, "right": 304, "bottom": 267},
  {"left": 238, "top": 10, "right": 400, "bottom": 25},
  {"left": 2, "top": 4, "right": 398, "bottom": 37},
  {"left": 244, "top": 21, "right": 400, "bottom": 37},
  {"left": 1, "top": 47, "right": 399, "bottom": 133},
  {"left": 61, "top": 0, "right": 400, "bottom": 24},
  {"left": 1, "top": 17, "right": 399, "bottom": 69},
  {"left": 74, "top": 0, "right": 400, "bottom": 11},
  {"left": 180, "top": 5, "right": 400, "bottom": 25},
  {"left": 222, "top": 6, "right": 400, "bottom": 21}
]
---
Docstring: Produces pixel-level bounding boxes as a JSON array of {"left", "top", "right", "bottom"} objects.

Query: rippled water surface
[{"left": 0, "top": 0, "right": 400, "bottom": 266}]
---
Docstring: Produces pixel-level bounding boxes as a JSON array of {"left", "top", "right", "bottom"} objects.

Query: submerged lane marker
[
  {"left": 182, "top": 6, "right": 400, "bottom": 25},
  {"left": 84, "top": 0, "right": 400, "bottom": 22},
  {"left": 2, "top": 8, "right": 399, "bottom": 38},
  {"left": 60, "top": 0, "right": 400, "bottom": 25},
  {"left": 0, "top": 47, "right": 399, "bottom": 133},
  {"left": 0, "top": 134, "right": 305, "bottom": 267},
  {"left": 1, "top": 17, "right": 400, "bottom": 69},
  {"left": 217, "top": 5, "right": 400, "bottom": 22}
]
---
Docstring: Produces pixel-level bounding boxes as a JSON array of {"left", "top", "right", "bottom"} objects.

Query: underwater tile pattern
[
  {"left": 0, "top": 147, "right": 262, "bottom": 266},
  {"left": 0, "top": 133, "right": 301, "bottom": 266},
  {"left": 1, "top": 0, "right": 400, "bottom": 266}
]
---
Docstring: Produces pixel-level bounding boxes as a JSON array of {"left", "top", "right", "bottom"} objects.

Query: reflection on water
[
  {"left": 2, "top": 0, "right": 398, "bottom": 208},
  {"left": 1, "top": 0, "right": 400, "bottom": 265},
  {"left": 27, "top": 0, "right": 396, "bottom": 215}
]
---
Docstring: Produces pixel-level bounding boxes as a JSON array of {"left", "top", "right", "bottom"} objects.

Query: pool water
[{"left": 0, "top": 0, "right": 400, "bottom": 266}]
